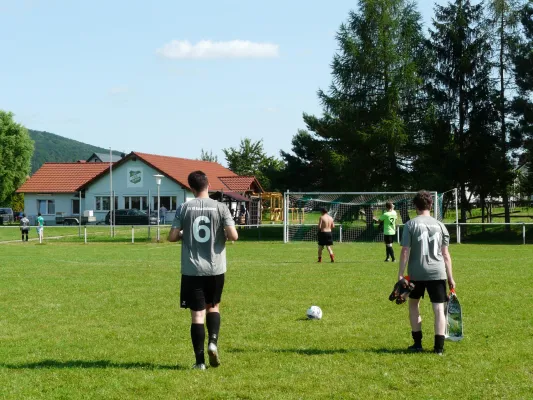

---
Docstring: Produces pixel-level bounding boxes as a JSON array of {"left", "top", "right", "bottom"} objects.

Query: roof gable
[
  {"left": 218, "top": 176, "right": 264, "bottom": 193},
  {"left": 80, "top": 152, "right": 237, "bottom": 191},
  {"left": 17, "top": 163, "right": 110, "bottom": 193},
  {"left": 133, "top": 152, "right": 237, "bottom": 191}
]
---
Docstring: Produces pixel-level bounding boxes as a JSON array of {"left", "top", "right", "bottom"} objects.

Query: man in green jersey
[
  {"left": 37, "top": 212, "right": 44, "bottom": 243},
  {"left": 398, "top": 191, "right": 456, "bottom": 355},
  {"left": 374, "top": 202, "right": 397, "bottom": 262}
]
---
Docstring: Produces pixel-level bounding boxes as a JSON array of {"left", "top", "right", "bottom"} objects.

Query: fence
[{"left": 0, "top": 222, "right": 532, "bottom": 244}]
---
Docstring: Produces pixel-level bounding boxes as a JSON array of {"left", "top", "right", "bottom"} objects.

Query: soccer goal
[{"left": 283, "top": 191, "right": 446, "bottom": 243}]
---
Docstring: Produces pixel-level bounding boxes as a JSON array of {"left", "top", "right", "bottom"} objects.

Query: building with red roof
[{"left": 17, "top": 152, "right": 262, "bottom": 225}]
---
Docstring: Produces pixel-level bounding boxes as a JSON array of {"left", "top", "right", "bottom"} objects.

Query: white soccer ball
[{"left": 306, "top": 305, "right": 322, "bottom": 320}]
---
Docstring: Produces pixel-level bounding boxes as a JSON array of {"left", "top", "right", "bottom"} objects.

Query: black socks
[
  {"left": 190, "top": 323, "right": 205, "bottom": 365},
  {"left": 412, "top": 331, "right": 423, "bottom": 347},
  {"left": 206, "top": 312, "right": 221, "bottom": 345},
  {"left": 385, "top": 246, "right": 395, "bottom": 260},
  {"left": 434, "top": 335, "right": 445, "bottom": 352}
]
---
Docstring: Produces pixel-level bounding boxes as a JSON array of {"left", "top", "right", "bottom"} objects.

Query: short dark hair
[
  {"left": 188, "top": 170, "right": 209, "bottom": 192},
  {"left": 385, "top": 201, "right": 393, "bottom": 210},
  {"left": 320, "top": 208, "right": 328, "bottom": 214},
  {"left": 413, "top": 191, "right": 433, "bottom": 211},
  {"left": 38, "top": 212, "right": 42, "bottom": 216},
  {"left": 22, "top": 213, "right": 26, "bottom": 217}
]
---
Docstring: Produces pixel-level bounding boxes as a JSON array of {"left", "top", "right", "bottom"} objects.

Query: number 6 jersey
[
  {"left": 172, "top": 198, "right": 235, "bottom": 276},
  {"left": 400, "top": 215, "right": 450, "bottom": 280}
]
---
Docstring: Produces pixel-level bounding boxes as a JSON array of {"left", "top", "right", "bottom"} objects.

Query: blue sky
[{"left": 0, "top": 0, "right": 446, "bottom": 165}]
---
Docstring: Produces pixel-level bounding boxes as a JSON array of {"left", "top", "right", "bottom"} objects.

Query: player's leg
[
  {"left": 190, "top": 309, "right": 207, "bottom": 369},
  {"left": 407, "top": 282, "right": 424, "bottom": 351},
  {"left": 327, "top": 245, "right": 334, "bottom": 262},
  {"left": 205, "top": 274, "right": 224, "bottom": 367},
  {"left": 181, "top": 275, "right": 207, "bottom": 369},
  {"left": 318, "top": 245, "right": 324, "bottom": 262},
  {"left": 387, "top": 244, "right": 395, "bottom": 262},
  {"left": 428, "top": 280, "right": 447, "bottom": 355}
]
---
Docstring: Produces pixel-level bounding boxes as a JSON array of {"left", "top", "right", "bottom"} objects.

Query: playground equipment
[{"left": 262, "top": 192, "right": 284, "bottom": 222}]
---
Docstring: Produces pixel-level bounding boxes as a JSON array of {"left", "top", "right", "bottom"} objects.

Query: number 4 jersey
[
  {"left": 401, "top": 215, "right": 450, "bottom": 280},
  {"left": 172, "top": 198, "right": 235, "bottom": 276}
]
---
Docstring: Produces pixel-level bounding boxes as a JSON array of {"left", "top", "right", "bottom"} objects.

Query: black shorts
[
  {"left": 318, "top": 232, "right": 333, "bottom": 246},
  {"left": 180, "top": 274, "right": 225, "bottom": 311},
  {"left": 409, "top": 280, "right": 447, "bottom": 303},
  {"left": 384, "top": 234, "right": 394, "bottom": 245}
]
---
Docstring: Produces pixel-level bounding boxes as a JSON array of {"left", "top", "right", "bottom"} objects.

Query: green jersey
[
  {"left": 37, "top": 216, "right": 44, "bottom": 227},
  {"left": 379, "top": 210, "right": 397, "bottom": 235}
]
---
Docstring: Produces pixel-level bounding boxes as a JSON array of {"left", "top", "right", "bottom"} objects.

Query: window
[
  {"left": 124, "top": 196, "right": 148, "bottom": 210},
  {"left": 38, "top": 200, "right": 55, "bottom": 215},
  {"left": 72, "top": 199, "right": 80, "bottom": 215},
  {"left": 95, "top": 196, "right": 118, "bottom": 211},
  {"left": 153, "top": 196, "right": 177, "bottom": 211}
]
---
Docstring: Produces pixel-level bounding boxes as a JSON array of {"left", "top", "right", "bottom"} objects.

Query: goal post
[{"left": 283, "top": 191, "right": 444, "bottom": 243}]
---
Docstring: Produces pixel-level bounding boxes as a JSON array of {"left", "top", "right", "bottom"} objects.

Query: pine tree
[
  {"left": 488, "top": 0, "right": 523, "bottom": 223},
  {"left": 284, "top": 0, "right": 426, "bottom": 191},
  {"left": 511, "top": 2, "right": 533, "bottom": 195},
  {"left": 427, "top": 0, "right": 496, "bottom": 222}
]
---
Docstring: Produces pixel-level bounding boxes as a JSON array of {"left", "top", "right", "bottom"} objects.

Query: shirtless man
[{"left": 317, "top": 208, "right": 335, "bottom": 263}]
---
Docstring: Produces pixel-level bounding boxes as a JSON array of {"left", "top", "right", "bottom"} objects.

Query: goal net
[{"left": 283, "top": 191, "right": 442, "bottom": 243}]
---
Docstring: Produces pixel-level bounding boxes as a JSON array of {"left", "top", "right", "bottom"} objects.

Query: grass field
[{"left": 0, "top": 241, "right": 532, "bottom": 399}]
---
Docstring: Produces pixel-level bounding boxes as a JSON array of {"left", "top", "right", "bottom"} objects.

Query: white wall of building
[
  {"left": 84, "top": 157, "right": 191, "bottom": 222},
  {"left": 23, "top": 193, "right": 83, "bottom": 225}
]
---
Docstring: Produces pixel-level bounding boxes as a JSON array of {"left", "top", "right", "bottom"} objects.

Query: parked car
[
  {"left": 0, "top": 208, "right": 14, "bottom": 224},
  {"left": 105, "top": 209, "right": 158, "bottom": 225}
]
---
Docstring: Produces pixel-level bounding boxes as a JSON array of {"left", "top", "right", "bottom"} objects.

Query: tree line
[{"left": 206, "top": 0, "right": 533, "bottom": 224}]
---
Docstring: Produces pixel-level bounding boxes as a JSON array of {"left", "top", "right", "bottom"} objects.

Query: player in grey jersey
[
  {"left": 168, "top": 171, "right": 238, "bottom": 370},
  {"left": 398, "top": 191, "right": 456, "bottom": 355}
]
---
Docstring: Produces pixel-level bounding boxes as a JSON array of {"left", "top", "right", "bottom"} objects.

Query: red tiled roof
[
  {"left": 219, "top": 176, "right": 264, "bottom": 193},
  {"left": 17, "top": 163, "right": 110, "bottom": 193},
  {"left": 133, "top": 152, "right": 237, "bottom": 191}
]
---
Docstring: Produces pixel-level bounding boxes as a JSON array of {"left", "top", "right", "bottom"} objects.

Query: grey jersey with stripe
[
  {"left": 171, "top": 198, "right": 234, "bottom": 276},
  {"left": 401, "top": 215, "right": 450, "bottom": 281}
]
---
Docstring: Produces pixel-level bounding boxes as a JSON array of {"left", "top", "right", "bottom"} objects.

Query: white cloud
[
  {"left": 156, "top": 40, "right": 279, "bottom": 60},
  {"left": 109, "top": 86, "right": 129, "bottom": 95}
]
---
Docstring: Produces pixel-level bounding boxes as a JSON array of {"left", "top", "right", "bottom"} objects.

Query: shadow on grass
[
  {"left": 363, "top": 348, "right": 421, "bottom": 355},
  {"left": 0, "top": 359, "right": 186, "bottom": 370},
  {"left": 226, "top": 347, "right": 350, "bottom": 356},
  {"left": 272, "top": 348, "right": 350, "bottom": 356}
]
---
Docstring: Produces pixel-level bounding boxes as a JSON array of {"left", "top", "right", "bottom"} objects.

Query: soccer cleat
[
  {"left": 192, "top": 363, "right": 207, "bottom": 370},
  {"left": 384, "top": 258, "right": 390, "bottom": 262},
  {"left": 408, "top": 344, "right": 423, "bottom": 352},
  {"left": 318, "top": 258, "right": 322, "bottom": 263},
  {"left": 330, "top": 255, "right": 334, "bottom": 263},
  {"left": 434, "top": 348, "right": 444, "bottom": 356},
  {"left": 208, "top": 342, "right": 220, "bottom": 367}
]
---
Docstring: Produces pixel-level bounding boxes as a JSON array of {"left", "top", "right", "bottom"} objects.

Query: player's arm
[
  {"left": 168, "top": 205, "right": 183, "bottom": 242},
  {"left": 442, "top": 246, "right": 455, "bottom": 290},
  {"left": 398, "top": 223, "right": 411, "bottom": 281},
  {"left": 398, "top": 246, "right": 410, "bottom": 281},
  {"left": 318, "top": 217, "right": 322, "bottom": 229},
  {"left": 222, "top": 204, "right": 238, "bottom": 241},
  {"left": 168, "top": 229, "right": 182, "bottom": 242},
  {"left": 225, "top": 225, "right": 238, "bottom": 241}
]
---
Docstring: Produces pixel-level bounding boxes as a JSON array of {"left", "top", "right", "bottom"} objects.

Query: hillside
[{"left": 29, "top": 130, "right": 124, "bottom": 173}]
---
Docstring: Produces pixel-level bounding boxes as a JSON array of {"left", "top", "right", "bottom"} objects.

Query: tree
[
  {"left": 222, "top": 138, "right": 284, "bottom": 191},
  {"left": 199, "top": 149, "right": 218, "bottom": 163},
  {"left": 0, "top": 111, "right": 34, "bottom": 206},
  {"left": 427, "top": 0, "right": 496, "bottom": 223},
  {"left": 511, "top": 2, "right": 533, "bottom": 194},
  {"left": 487, "top": 0, "right": 523, "bottom": 223},
  {"left": 285, "top": 0, "right": 426, "bottom": 191}
]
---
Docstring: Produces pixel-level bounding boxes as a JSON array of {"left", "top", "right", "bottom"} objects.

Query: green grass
[{"left": 0, "top": 241, "right": 531, "bottom": 399}]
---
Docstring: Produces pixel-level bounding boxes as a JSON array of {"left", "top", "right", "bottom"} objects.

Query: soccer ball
[{"left": 306, "top": 306, "right": 322, "bottom": 320}]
